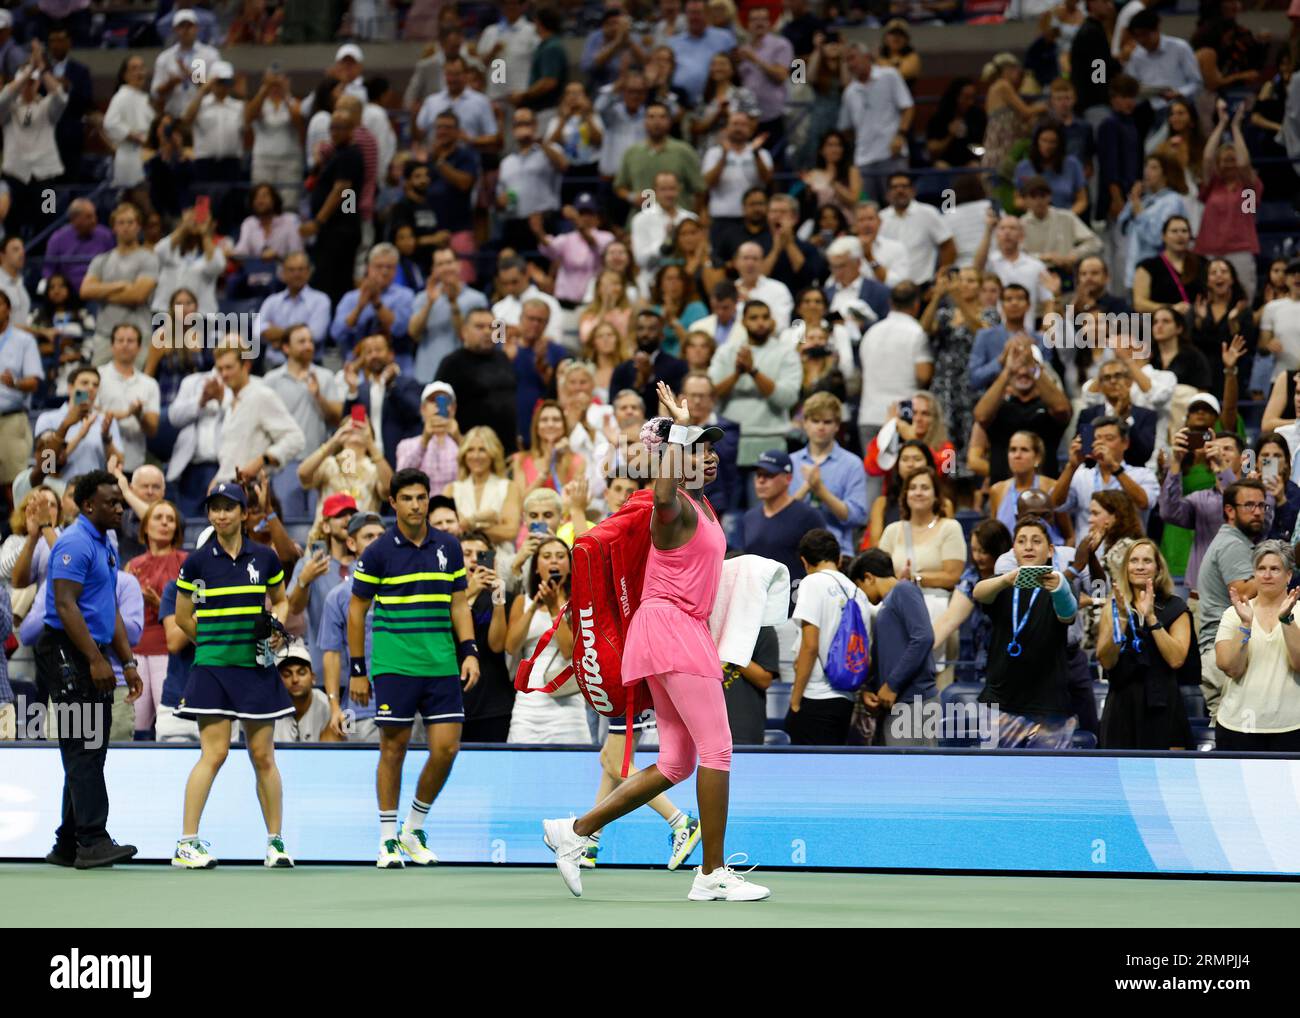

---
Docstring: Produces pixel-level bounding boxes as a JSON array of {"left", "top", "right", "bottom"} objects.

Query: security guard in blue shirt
[{"left": 36, "top": 469, "right": 143, "bottom": 870}]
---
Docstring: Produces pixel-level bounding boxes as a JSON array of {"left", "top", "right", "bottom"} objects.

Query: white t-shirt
[
  {"left": 273, "top": 688, "right": 332, "bottom": 742},
  {"left": 96, "top": 362, "right": 162, "bottom": 473},
  {"left": 792, "top": 568, "right": 875, "bottom": 701},
  {"left": 879, "top": 201, "right": 953, "bottom": 284},
  {"left": 701, "top": 145, "right": 773, "bottom": 219},
  {"left": 987, "top": 249, "right": 1054, "bottom": 316},
  {"left": 1261, "top": 297, "right": 1300, "bottom": 373},
  {"left": 857, "top": 311, "right": 933, "bottom": 426}
]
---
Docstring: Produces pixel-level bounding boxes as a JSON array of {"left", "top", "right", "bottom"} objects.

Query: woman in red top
[
  {"left": 1195, "top": 100, "right": 1262, "bottom": 303},
  {"left": 126, "top": 499, "right": 186, "bottom": 736},
  {"left": 543, "top": 383, "right": 770, "bottom": 902}
]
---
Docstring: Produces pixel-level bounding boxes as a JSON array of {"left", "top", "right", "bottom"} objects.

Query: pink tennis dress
[{"left": 621, "top": 491, "right": 725, "bottom": 683}]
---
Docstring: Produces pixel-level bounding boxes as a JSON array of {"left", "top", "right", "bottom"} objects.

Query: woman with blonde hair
[
  {"left": 444, "top": 425, "right": 521, "bottom": 561},
  {"left": 1, "top": 485, "right": 60, "bottom": 589},
  {"left": 980, "top": 52, "right": 1047, "bottom": 196},
  {"left": 581, "top": 319, "right": 633, "bottom": 403},
  {"left": 989, "top": 430, "right": 1065, "bottom": 542},
  {"left": 1097, "top": 538, "right": 1194, "bottom": 749},
  {"left": 1214, "top": 539, "right": 1300, "bottom": 751},
  {"left": 510, "top": 401, "right": 587, "bottom": 545},
  {"left": 578, "top": 268, "right": 634, "bottom": 349}
]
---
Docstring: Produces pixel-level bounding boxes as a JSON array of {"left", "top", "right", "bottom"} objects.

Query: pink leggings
[{"left": 646, "top": 671, "right": 732, "bottom": 784}]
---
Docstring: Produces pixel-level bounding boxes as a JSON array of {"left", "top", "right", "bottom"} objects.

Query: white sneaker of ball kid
[
  {"left": 687, "top": 854, "right": 771, "bottom": 901},
  {"left": 541, "top": 817, "right": 587, "bottom": 897}
]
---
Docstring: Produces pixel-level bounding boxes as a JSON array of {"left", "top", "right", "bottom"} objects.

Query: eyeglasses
[
  {"left": 1099, "top": 373, "right": 1128, "bottom": 383},
  {"left": 1234, "top": 501, "right": 1267, "bottom": 511}
]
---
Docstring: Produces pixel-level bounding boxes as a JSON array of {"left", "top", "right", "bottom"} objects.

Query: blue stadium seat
[
  {"left": 1182, "top": 685, "right": 1207, "bottom": 721},
  {"left": 763, "top": 729, "right": 791, "bottom": 747},
  {"left": 1071, "top": 730, "right": 1097, "bottom": 750},
  {"left": 955, "top": 510, "right": 983, "bottom": 543},
  {"left": 939, "top": 681, "right": 984, "bottom": 746},
  {"left": 1190, "top": 718, "right": 1216, "bottom": 752},
  {"left": 766, "top": 681, "right": 792, "bottom": 727}
]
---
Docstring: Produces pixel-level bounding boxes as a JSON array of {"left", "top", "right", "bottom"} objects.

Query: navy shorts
[
  {"left": 607, "top": 709, "right": 655, "bottom": 735},
  {"left": 373, "top": 674, "right": 464, "bottom": 727},
  {"left": 177, "top": 665, "right": 293, "bottom": 723}
]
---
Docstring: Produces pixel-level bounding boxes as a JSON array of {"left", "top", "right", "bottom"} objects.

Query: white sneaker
[
  {"left": 667, "top": 816, "right": 701, "bottom": 871},
  {"left": 264, "top": 836, "right": 294, "bottom": 869},
  {"left": 399, "top": 825, "right": 439, "bottom": 865},
  {"left": 171, "top": 838, "right": 217, "bottom": 869},
  {"left": 687, "top": 855, "right": 770, "bottom": 901},
  {"left": 541, "top": 817, "right": 587, "bottom": 897},
  {"left": 377, "top": 838, "right": 406, "bottom": 868}
]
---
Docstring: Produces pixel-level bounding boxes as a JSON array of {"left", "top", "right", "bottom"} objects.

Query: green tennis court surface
[{"left": 3, "top": 864, "right": 1297, "bottom": 926}]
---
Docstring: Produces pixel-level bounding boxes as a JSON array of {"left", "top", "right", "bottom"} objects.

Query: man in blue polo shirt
[
  {"left": 669, "top": 0, "right": 737, "bottom": 105},
  {"left": 171, "top": 481, "right": 295, "bottom": 870},
  {"left": 741, "top": 449, "right": 827, "bottom": 591},
  {"left": 320, "top": 511, "right": 387, "bottom": 744},
  {"left": 349, "top": 468, "right": 480, "bottom": 868},
  {"left": 37, "top": 469, "right": 142, "bottom": 869}
]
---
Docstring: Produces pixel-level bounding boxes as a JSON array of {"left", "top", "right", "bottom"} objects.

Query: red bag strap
[
  {"left": 512, "top": 600, "right": 574, "bottom": 694},
  {"left": 620, "top": 699, "right": 635, "bottom": 778}
]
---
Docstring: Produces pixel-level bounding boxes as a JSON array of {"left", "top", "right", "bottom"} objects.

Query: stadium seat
[
  {"left": 1191, "top": 719, "right": 1216, "bottom": 752},
  {"left": 764, "top": 730, "right": 791, "bottom": 747},
  {"left": 1071, "top": 730, "right": 1097, "bottom": 750},
  {"left": 939, "top": 682, "right": 984, "bottom": 746},
  {"left": 1182, "top": 686, "right": 1207, "bottom": 721},
  {"left": 766, "top": 682, "right": 792, "bottom": 727}
]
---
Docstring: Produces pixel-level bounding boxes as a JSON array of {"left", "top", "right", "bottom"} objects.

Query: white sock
[
  {"left": 407, "top": 797, "right": 432, "bottom": 832},
  {"left": 380, "top": 811, "right": 397, "bottom": 843},
  {"left": 267, "top": 833, "right": 280, "bottom": 844},
  {"left": 180, "top": 833, "right": 198, "bottom": 844},
  {"left": 667, "top": 809, "right": 687, "bottom": 830}
]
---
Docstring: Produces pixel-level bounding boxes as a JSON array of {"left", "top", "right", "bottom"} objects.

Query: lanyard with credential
[
  {"left": 1007, "top": 587, "right": 1040, "bottom": 658},
  {"left": 1111, "top": 597, "right": 1143, "bottom": 654}
]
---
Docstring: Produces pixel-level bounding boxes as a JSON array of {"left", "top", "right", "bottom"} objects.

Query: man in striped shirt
[
  {"left": 171, "top": 481, "right": 295, "bottom": 870},
  {"left": 349, "top": 467, "right": 480, "bottom": 867}
]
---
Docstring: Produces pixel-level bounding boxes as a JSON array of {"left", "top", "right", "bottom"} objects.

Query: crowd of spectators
[{"left": 0, "top": 0, "right": 1299, "bottom": 754}]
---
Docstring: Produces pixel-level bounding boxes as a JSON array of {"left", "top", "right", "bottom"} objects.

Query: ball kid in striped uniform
[
  {"left": 171, "top": 482, "right": 295, "bottom": 870},
  {"left": 348, "top": 468, "right": 481, "bottom": 867}
]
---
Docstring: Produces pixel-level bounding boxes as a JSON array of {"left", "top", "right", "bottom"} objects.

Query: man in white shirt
[
  {"left": 491, "top": 255, "right": 563, "bottom": 346},
  {"left": 879, "top": 174, "right": 956, "bottom": 286},
  {"left": 96, "top": 323, "right": 160, "bottom": 473},
  {"left": 691, "top": 280, "right": 748, "bottom": 350},
  {"left": 594, "top": 70, "right": 649, "bottom": 180},
  {"left": 150, "top": 8, "right": 221, "bottom": 119},
  {"left": 1260, "top": 260, "right": 1300, "bottom": 372},
  {"left": 1123, "top": 9, "right": 1203, "bottom": 115},
  {"left": 734, "top": 241, "right": 793, "bottom": 332},
  {"left": 975, "top": 210, "right": 1057, "bottom": 319},
  {"left": 414, "top": 55, "right": 498, "bottom": 145},
  {"left": 629, "top": 170, "right": 698, "bottom": 294},
  {"left": 0, "top": 234, "right": 30, "bottom": 326},
  {"left": 495, "top": 108, "right": 567, "bottom": 255},
  {"left": 836, "top": 47, "right": 913, "bottom": 203},
  {"left": 180, "top": 60, "right": 243, "bottom": 168},
  {"left": 0, "top": 47, "right": 68, "bottom": 238},
  {"left": 211, "top": 341, "right": 304, "bottom": 485},
  {"left": 853, "top": 202, "right": 909, "bottom": 287},
  {"left": 702, "top": 111, "right": 774, "bottom": 251},
  {"left": 857, "top": 284, "right": 933, "bottom": 510},
  {"left": 476, "top": 0, "right": 539, "bottom": 102}
]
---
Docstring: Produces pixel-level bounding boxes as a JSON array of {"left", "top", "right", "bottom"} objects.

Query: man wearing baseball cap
[
  {"left": 319, "top": 511, "right": 387, "bottom": 744},
  {"left": 286, "top": 492, "right": 358, "bottom": 679},
  {"left": 273, "top": 640, "right": 333, "bottom": 743},
  {"left": 181, "top": 59, "right": 245, "bottom": 227},
  {"left": 739, "top": 449, "right": 827, "bottom": 588},
  {"left": 534, "top": 193, "right": 614, "bottom": 309},
  {"left": 150, "top": 6, "right": 222, "bottom": 118},
  {"left": 395, "top": 383, "right": 461, "bottom": 495}
]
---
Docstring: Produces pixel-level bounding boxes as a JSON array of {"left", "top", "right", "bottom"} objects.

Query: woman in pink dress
[{"left": 543, "top": 382, "right": 771, "bottom": 902}]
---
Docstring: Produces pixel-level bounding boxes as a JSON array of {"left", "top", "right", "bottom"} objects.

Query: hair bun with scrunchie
[{"left": 639, "top": 416, "right": 673, "bottom": 451}]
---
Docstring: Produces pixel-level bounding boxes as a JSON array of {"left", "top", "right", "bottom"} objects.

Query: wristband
[
  {"left": 458, "top": 639, "right": 479, "bottom": 659},
  {"left": 1238, "top": 625, "right": 1252, "bottom": 638},
  {"left": 350, "top": 656, "right": 367, "bottom": 677},
  {"left": 668, "top": 424, "right": 691, "bottom": 446},
  {"left": 1281, "top": 612, "right": 1295, "bottom": 626}
]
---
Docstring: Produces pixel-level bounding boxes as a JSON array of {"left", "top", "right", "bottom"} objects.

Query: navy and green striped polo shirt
[
  {"left": 351, "top": 524, "right": 467, "bottom": 678},
  {"left": 176, "top": 539, "right": 285, "bottom": 669}
]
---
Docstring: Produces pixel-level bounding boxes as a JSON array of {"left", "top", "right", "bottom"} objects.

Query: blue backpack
[{"left": 823, "top": 575, "right": 871, "bottom": 692}]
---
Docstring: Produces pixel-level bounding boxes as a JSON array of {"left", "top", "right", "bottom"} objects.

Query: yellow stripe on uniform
[
  {"left": 197, "top": 584, "right": 268, "bottom": 597},
  {"left": 194, "top": 606, "right": 265, "bottom": 618},
  {"left": 373, "top": 593, "right": 453, "bottom": 605},
  {"left": 374, "top": 571, "right": 462, "bottom": 585}
]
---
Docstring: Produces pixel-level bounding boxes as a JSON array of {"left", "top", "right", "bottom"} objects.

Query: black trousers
[
  {"left": 1214, "top": 725, "right": 1300, "bottom": 752},
  {"left": 35, "top": 626, "right": 114, "bottom": 850},
  {"left": 3, "top": 173, "right": 59, "bottom": 240},
  {"left": 461, "top": 714, "right": 511, "bottom": 743},
  {"left": 310, "top": 220, "right": 362, "bottom": 306},
  {"left": 785, "top": 696, "right": 854, "bottom": 746}
]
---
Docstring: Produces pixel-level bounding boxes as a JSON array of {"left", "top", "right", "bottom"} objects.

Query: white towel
[{"left": 709, "top": 555, "right": 791, "bottom": 666}]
